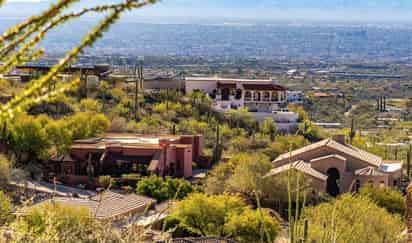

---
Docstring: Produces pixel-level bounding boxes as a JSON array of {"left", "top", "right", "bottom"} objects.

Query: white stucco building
[
  {"left": 185, "top": 77, "right": 287, "bottom": 112},
  {"left": 185, "top": 77, "right": 299, "bottom": 132}
]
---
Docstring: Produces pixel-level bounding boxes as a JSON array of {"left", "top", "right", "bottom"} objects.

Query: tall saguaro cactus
[{"left": 212, "top": 124, "right": 223, "bottom": 164}]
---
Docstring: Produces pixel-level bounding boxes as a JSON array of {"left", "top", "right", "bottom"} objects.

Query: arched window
[
  {"left": 245, "top": 91, "right": 252, "bottom": 101},
  {"left": 235, "top": 89, "right": 242, "bottom": 100},
  {"left": 263, "top": 91, "right": 270, "bottom": 101},
  {"left": 253, "top": 92, "right": 261, "bottom": 101},
  {"left": 271, "top": 91, "right": 279, "bottom": 101}
]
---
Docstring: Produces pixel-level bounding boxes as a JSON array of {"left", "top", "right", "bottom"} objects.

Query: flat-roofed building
[
  {"left": 13, "top": 63, "right": 111, "bottom": 83},
  {"left": 48, "top": 134, "right": 204, "bottom": 185},
  {"left": 185, "top": 77, "right": 287, "bottom": 112}
]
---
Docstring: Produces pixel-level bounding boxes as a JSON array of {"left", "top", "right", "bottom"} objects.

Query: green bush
[
  {"left": 163, "top": 216, "right": 200, "bottom": 238},
  {"left": 0, "top": 154, "right": 11, "bottom": 189},
  {"left": 9, "top": 202, "right": 119, "bottom": 242},
  {"left": 136, "top": 175, "right": 195, "bottom": 202},
  {"left": 0, "top": 191, "right": 13, "bottom": 226},
  {"left": 359, "top": 184, "right": 406, "bottom": 216},
  {"left": 170, "top": 193, "right": 279, "bottom": 242},
  {"left": 304, "top": 194, "right": 405, "bottom": 243}
]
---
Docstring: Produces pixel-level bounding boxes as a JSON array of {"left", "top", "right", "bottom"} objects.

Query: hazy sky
[{"left": 3, "top": 0, "right": 412, "bottom": 23}]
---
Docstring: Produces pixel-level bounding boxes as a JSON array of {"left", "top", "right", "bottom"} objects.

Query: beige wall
[
  {"left": 356, "top": 175, "right": 388, "bottom": 187},
  {"left": 274, "top": 145, "right": 401, "bottom": 193},
  {"left": 311, "top": 156, "right": 346, "bottom": 177},
  {"left": 185, "top": 80, "right": 217, "bottom": 93}
]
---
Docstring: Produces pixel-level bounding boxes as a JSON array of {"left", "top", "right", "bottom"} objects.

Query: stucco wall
[
  {"left": 176, "top": 147, "right": 193, "bottom": 178},
  {"left": 356, "top": 175, "right": 388, "bottom": 187},
  {"left": 273, "top": 144, "right": 401, "bottom": 192},
  {"left": 310, "top": 156, "right": 347, "bottom": 177},
  {"left": 185, "top": 80, "right": 216, "bottom": 93}
]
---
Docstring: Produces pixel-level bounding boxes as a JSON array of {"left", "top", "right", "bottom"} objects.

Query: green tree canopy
[
  {"left": 136, "top": 175, "right": 195, "bottom": 202},
  {"left": 224, "top": 207, "right": 279, "bottom": 243},
  {"left": 0, "top": 191, "right": 13, "bottom": 226},
  {"left": 304, "top": 194, "right": 405, "bottom": 243},
  {"left": 205, "top": 153, "right": 272, "bottom": 200},
  {"left": 65, "top": 112, "right": 110, "bottom": 140},
  {"left": 169, "top": 193, "right": 279, "bottom": 242},
  {"left": 9, "top": 202, "right": 118, "bottom": 242},
  {"left": 0, "top": 154, "right": 11, "bottom": 189},
  {"left": 359, "top": 184, "right": 406, "bottom": 216},
  {"left": 8, "top": 113, "right": 49, "bottom": 161}
]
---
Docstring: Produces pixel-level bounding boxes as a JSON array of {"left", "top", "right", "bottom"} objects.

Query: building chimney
[{"left": 332, "top": 134, "right": 346, "bottom": 145}]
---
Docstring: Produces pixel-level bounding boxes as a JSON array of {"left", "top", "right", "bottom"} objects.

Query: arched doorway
[{"left": 326, "top": 168, "right": 340, "bottom": 197}]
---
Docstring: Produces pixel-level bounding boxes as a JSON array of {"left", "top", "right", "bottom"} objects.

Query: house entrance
[
  {"left": 221, "top": 88, "right": 230, "bottom": 101},
  {"left": 326, "top": 168, "right": 340, "bottom": 197}
]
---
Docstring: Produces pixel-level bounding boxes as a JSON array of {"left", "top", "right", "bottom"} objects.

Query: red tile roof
[
  {"left": 217, "top": 82, "right": 236, "bottom": 89},
  {"left": 274, "top": 138, "right": 383, "bottom": 167},
  {"left": 50, "top": 191, "right": 155, "bottom": 220},
  {"left": 264, "top": 160, "right": 328, "bottom": 181},
  {"left": 243, "top": 84, "right": 286, "bottom": 91}
]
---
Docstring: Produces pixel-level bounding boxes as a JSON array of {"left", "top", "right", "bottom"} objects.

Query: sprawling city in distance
[{"left": 1, "top": 0, "right": 412, "bottom": 242}]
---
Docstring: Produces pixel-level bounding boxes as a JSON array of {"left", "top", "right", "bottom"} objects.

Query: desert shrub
[
  {"left": 0, "top": 154, "right": 11, "bottom": 188},
  {"left": 136, "top": 176, "right": 195, "bottom": 202},
  {"left": 359, "top": 184, "right": 406, "bottom": 216},
  {"left": 304, "top": 194, "right": 405, "bottom": 243},
  {"left": 0, "top": 191, "right": 13, "bottom": 226},
  {"left": 9, "top": 203, "right": 119, "bottom": 242},
  {"left": 170, "top": 193, "right": 279, "bottom": 242}
]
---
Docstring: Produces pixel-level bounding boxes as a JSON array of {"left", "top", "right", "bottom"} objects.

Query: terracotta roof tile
[
  {"left": 310, "top": 154, "right": 346, "bottom": 163},
  {"left": 355, "top": 166, "right": 387, "bottom": 177},
  {"left": 274, "top": 138, "right": 382, "bottom": 167},
  {"left": 264, "top": 160, "right": 327, "bottom": 181},
  {"left": 51, "top": 191, "right": 155, "bottom": 220}
]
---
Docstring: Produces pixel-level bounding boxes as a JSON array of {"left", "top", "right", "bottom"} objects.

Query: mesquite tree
[{"left": 0, "top": 0, "right": 158, "bottom": 120}]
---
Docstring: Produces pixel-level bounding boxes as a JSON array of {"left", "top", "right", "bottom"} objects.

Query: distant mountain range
[
  {"left": 6, "top": 0, "right": 412, "bottom": 9},
  {"left": 2, "top": 0, "right": 412, "bottom": 22}
]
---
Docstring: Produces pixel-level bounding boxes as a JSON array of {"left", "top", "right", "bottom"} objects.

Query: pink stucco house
[{"left": 48, "top": 134, "right": 204, "bottom": 184}]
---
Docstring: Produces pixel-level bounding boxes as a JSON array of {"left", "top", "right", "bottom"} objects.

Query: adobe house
[
  {"left": 47, "top": 134, "right": 204, "bottom": 185},
  {"left": 265, "top": 135, "right": 403, "bottom": 196}
]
